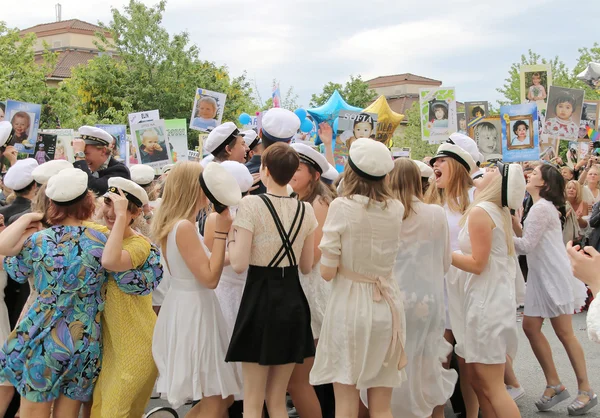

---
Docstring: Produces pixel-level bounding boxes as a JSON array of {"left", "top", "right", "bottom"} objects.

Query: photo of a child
[
  {"left": 129, "top": 141, "right": 139, "bottom": 165},
  {"left": 509, "top": 120, "right": 532, "bottom": 148},
  {"left": 138, "top": 128, "right": 169, "bottom": 163},
  {"left": 544, "top": 86, "right": 585, "bottom": 140},
  {"left": 189, "top": 88, "right": 227, "bottom": 133},
  {"left": 465, "top": 101, "right": 489, "bottom": 127},
  {"left": 10, "top": 111, "right": 33, "bottom": 150},
  {"left": 34, "top": 143, "right": 49, "bottom": 164},
  {"left": 336, "top": 111, "right": 378, "bottom": 167},
  {"left": 527, "top": 72, "right": 547, "bottom": 102},
  {"left": 457, "top": 113, "right": 467, "bottom": 134},
  {"left": 472, "top": 119, "right": 502, "bottom": 159},
  {"left": 579, "top": 101, "right": 599, "bottom": 140},
  {"left": 429, "top": 101, "right": 448, "bottom": 128}
]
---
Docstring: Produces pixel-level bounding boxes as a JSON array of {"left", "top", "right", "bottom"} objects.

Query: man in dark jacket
[{"left": 73, "top": 125, "right": 130, "bottom": 195}]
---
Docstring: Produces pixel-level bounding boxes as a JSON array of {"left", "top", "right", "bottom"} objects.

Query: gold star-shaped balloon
[{"left": 363, "top": 96, "right": 404, "bottom": 147}]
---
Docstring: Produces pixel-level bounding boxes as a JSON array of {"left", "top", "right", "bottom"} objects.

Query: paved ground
[{"left": 146, "top": 312, "right": 600, "bottom": 417}]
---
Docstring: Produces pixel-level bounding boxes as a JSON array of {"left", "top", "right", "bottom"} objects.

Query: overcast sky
[{"left": 3, "top": 0, "right": 597, "bottom": 109}]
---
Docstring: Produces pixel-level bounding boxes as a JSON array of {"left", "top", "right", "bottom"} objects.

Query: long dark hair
[{"left": 539, "top": 164, "right": 567, "bottom": 224}]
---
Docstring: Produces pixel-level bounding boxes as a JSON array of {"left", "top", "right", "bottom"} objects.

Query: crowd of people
[{"left": 0, "top": 107, "right": 598, "bottom": 418}]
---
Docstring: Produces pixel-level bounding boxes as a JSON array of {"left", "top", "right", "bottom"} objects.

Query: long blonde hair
[
  {"left": 389, "top": 158, "right": 422, "bottom": 220},
  {"left": 566, "top": 180, "right": 583, "bottom": 205},
  {"left": 425, "top": 158, "right": 473, "bottom": 214},
  {"left": 342, "top": 163, "right": 394, "bottom": 207},
  {"left": 151, "top": 162, "right": 205, "bottom": 247},
  {"left": 460, "top": 175, "right": 515, "bottom": 256}
]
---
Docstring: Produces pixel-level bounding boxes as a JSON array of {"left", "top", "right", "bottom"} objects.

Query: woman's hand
[
  {"left": 107, "top": 189, "right": 129, "bottom": 219},
  {"left": 318, "top": 122, "right": 333, "bottom": 146},
  {"left": 215, "top": 208, "right": 233, "bottom": 233},
  {"left": 3, "top": 146, "right": 18, "bottom": 166},
  {"left": 567, "top": 241, "right": 600, "bottom": 297}
]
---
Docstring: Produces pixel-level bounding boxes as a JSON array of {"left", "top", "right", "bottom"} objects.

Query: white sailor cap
[
  {"left": 449, "top": 132, "right": 481, "bottom": 168},
  {"left": 161, "top": 164, "right": 175, "bottom": 175},
  {"left": 46, "top": 168, "right": 88, "bottom": 205},
  {"left": 130, "top": 164, "right": 156, "bottom": 187},
  {"left": 241, "top": 130, "right": 261, "bottom": 150},
  {"left": 412, "top": 160, "right": 434, "bottom": 179},
  {"left": 220, "top": 161, "right": 254, "bottom": 193},
  {"left": 78, "top": 126, "right": 115, "bottom": 146},
  {"left": 291, "top": 143, "right": 329, "bottom": 175},
  {"left": 498, "top": 162, "right": 526, "bottom": 211},
  {"left": 105, "top": 176, "right": 149, "bottom": 207},
  {"left": 32, "top": 160, "right": 73, "bottom": 185},
  {"left": 430, "top": 143, "right": 477, "bottom": 174},
  {"left": 322, "top": 164, "right": 339, "bottom": 184},
  {"left": 0, "top": 121, "right": 15, "bottom": 148},
  {"left": 204, "top": 122, "right": 244, "bottom": 155},
  {"left": 261, "top": 108, "right": 300, "bottom": 143},
  {"left": 348, "top": 138, "right": 393, "bottom": 180},
  {"left": 4, "top": 158, "right": 38, "bottom": 191},
  {"left": 199, "top": 162, "right": 242, "bottom": 213}
]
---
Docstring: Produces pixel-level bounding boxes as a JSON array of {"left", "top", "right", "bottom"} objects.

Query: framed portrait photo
[
  {"left": 500, "top": 103, "right": 540, "bottom": 162},
  {"left": 520, "top": 64, "right": 552, "bottom": 110},
  {"left": 507, "top": 116, "right": 534, "bottom": 150},
  {"left": 469, "top": 117, "right": 502, "bottom": 161}
]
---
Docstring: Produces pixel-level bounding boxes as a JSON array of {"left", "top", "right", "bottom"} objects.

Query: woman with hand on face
[
  {"left": 513, "top": 164, "right": 596, "bottom": 415},
  {"left": 451, "top": 163, "right": 525, "bottom": 418},
  {"left": 90, "top": 177, "right": 163, "bottom": 418}
]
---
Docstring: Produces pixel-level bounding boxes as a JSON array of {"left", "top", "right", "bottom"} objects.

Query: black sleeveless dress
[{"left": 225, "top": 194, "right": 315, "bottom": 365}]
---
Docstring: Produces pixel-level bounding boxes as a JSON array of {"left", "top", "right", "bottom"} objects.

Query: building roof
[
  {"left": 386, "top": 94, "right": 419, "bottom": 122},
  {"left": 20, "top": 19, "right": 110, "bottom": 37},
  {"left": 367, "top": 73, "right": 442, "bottom": 88},
  {"left": 35, "top": 49, "right": 101, "bottom": 79}
]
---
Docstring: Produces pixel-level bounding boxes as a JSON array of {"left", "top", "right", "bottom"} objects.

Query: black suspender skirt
[{"left": 225, "top": 195, "right": 315, "bottom": 365}]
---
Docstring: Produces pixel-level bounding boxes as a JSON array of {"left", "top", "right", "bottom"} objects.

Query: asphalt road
[{"left": 146, "top": 312, "right": 600, "bottom": 417}]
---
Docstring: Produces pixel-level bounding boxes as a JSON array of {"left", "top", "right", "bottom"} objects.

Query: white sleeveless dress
[
  {"left": 452, "top": 202, "right": 518, "bottom": 363},
  {"left": 152, "top": 220, "right": 242, "bottom": 408},
  {"left": 299, "top": 262, "right": 331, "bottom": 340}
]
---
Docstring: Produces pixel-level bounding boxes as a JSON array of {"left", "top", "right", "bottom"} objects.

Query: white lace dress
[
  {"left": 152, "top": 220, "right": 242, "bottom": 408},
  {"left": 299, "top": 262, "right": 331, "bottom": 340},
  {"left": 514, "top": 198, "right": 587, "bottom": 318}
]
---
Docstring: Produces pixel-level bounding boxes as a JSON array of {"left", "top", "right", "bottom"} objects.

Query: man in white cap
[
  {"left": 0, "top": 159, "right": 38, "bottom": 224},
  {"left": 247, "top": 108, "right": 301, "bottom": 195},
  {"left": 204, "top": 122, "right": 249, "bottom": 164},
  {"left": 73, "top": 126, "right": 130, "bottom": 195}
]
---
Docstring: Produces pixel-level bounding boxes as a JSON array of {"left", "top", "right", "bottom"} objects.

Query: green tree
[
  {"left": 310, "top": 75, "right": 376, "bottom": 108},
  {"left": 392, "top": 102, "right": 438, "bottom": 161}
]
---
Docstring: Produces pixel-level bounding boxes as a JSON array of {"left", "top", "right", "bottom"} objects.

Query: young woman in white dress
[
  {"left": 150, "top": 162, "right": 242, "bottom": 416},
  {"left": 513, "top": 164, "right": 597, "bottom": 415},
  {"left": 425, "top": 138, "right": 479, "bottom": 418},
  {"left": 451, "top": 163, "right": 525, "bottom": 418},
  {"left": 310, "top": 139, "right": 407, "bottom": 418},
  {"left": 386, "top": 158, "right": 458, "bottom": 418},
  {"left": 288, "top": 143, "right": 336, "bottom": 418}
]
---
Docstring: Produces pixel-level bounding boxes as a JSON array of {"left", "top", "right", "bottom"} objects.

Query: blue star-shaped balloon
[{"left": 307, "top": 90, "right": 363, "bottom": 145}]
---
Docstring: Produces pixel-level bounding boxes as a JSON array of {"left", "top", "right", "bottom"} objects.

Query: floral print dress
[{"left": 0, "top": 224, "right": 162, "bottom": 403}]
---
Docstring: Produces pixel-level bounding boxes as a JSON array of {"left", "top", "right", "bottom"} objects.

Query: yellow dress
[{"left": 90, "top": 229, "right": 160, "bottom": 418}]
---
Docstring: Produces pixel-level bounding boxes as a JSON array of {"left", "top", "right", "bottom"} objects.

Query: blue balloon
[
  {"left": 300, "top": 118, "right": 313, "bottom": 133},
  {"left": 307, "top": 90, "right": 363, "bottom": 145},
  {"left": 332, "top": 116, "right": 339, "bottom": 133},
  {"left": 294, "top": 108, "right": 308, "bottom": 121},
  {"left": 239, "top": 113, "right": 252, "bottom": 125}
]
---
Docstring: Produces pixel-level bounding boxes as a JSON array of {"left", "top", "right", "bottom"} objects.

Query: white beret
[
  {"left": 430, "top": 143, "right": 478, "bottom": 175},
  {"left": 0, "top": 121, "right": 15, "bottom": 148},
  {"left": 78, "top": 126, "right": 115, "bottom": 146},
  {"left": 261, "top": 108, "right": 300, "bottom": 142},
  {"left": 199, "top": 162, "right": 242, "bottom": 213},
  {"left": 220, "top": 161, "right": 254, "bottom": 193},
  {"left": 105, "top": 176, "right": 149, "bottom": 207},
  {"left": 200, "top": 154, "right": 215, "bottom": 167},
  {"left": 500, "top": 163, "right": 526, "bottom": 211},
  {"left": 241, "top": 130, "right": 261, "bottom": 150},
  {"left": 32, "top": 160, "right": 73, "bottom": 185},
  {"left": 413, "top": 160, "right": 434, "bottom": 179},
  {"left": 46, "top": 168, "right": 88, "bottom": 204},
  {"left": 204, "top": 122, "right": 242, "bottom": 155},
  {"left": 4, "top": 158, "right": 38, "bottom": 191},
  {"left": 449, "top": 132, "right": 481, "bottom": 166},
  {"left": 291, "top": 143, "right": 329, "bottom": 175},
  {"left": 322, "top": 164, "right": 339, "bottom": 182},
  {"left": 348, "top": 138, "right": 394, "bottom": 180},
  {"left": 130, "top": 164, "right": 155, "bottom": 186}
]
